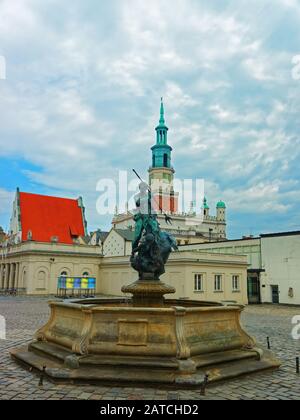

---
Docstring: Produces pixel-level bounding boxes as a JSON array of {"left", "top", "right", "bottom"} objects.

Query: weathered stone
[
  {"left": 11, "top": 297, "right": 280, "bottom": 386},
  {"left": 64, "top": 355, "right": 80, "bottom": 370}
]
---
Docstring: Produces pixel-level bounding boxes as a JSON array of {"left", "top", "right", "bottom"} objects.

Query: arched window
[
  {"left": 37, "top": 271, "right": 46, "bottom": 290},
  {"left": 83, "top": 272, "right": 89, "bottom": 277},
  {"left": 22, "top": 270, "right": 27, "bottom": 289},
  {"left": 61, "top": 271, "right": 68, "bottom": 277},
  {"left": 163, "top": 153, "right": 168, "bottom": 167}
]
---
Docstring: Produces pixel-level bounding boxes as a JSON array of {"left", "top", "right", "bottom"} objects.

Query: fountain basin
[{"left": 11, "top": 298, "right": 280, "bottom": 386}]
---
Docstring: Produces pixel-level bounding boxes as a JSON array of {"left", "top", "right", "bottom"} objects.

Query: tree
[{"left": 0, "top": 227, "right": 6, "bottom": 243}]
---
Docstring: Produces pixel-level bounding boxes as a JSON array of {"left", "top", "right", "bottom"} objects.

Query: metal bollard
[
  {"left": 200, "top": 374, "right": 209, "bottom": 396},
  {"left": 296, "top": 357, "right": 299, "bottom": 374},
  {"left": 38, "top": 366, "right": 46, "bottom": 387},
  {"left": 267, "top": 337, "right": 271, "bottom": 350}
]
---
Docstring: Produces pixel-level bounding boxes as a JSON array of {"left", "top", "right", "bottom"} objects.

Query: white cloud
[
  {"left": 210, "top": 104, "right": 264, "bottom": 124},
  {"left": 277, "top": 0, "right": 300, "bottom": 14},
  {"left": 0, "top": 0, "right": 300, "bottom": 235},
  {"left": 164, "top": 82, "right": 198, "bottom": 108},
  {"left": 206, "top": 180, "right": 294, "bottom": 214},
  {"left": 242, "top": 57, "right": 280, "bottom": 81},
  {"left": 195, "top": 79, "right": 231, "bottom": 94},
  {"left": 0, "top": 188, "right": 14, "bottom": 217},
  {"left": 266, "top": 100, "right": 287, "bottom": 126},
  {"left": 0, "top": 0, "right": 36, "bottom": 37}
]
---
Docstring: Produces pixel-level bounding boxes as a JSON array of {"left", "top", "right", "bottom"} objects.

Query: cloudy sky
[{"left": 0, "top": 0, "right": 300, "bottom": 238}]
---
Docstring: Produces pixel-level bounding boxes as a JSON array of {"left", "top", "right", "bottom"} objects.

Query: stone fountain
[{"left": 11, "top": 182, "right": 280, "bottom": 386}]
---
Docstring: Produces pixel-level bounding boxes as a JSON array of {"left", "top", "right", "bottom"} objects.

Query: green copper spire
[
  {"left": 152, "top": 99, "right": 172, "bottom": 168},
  {"left": 159, "top": 97, "right": 165, "bottom": 126},
  {"left": 155, "top": 98, "right": 169, "bottom": 146},
  {"left": 217, "top": 200, "right": 226, "bottom": 209},
  {"left": 203, "top": 197, "right": 210, "bottom": 210}
]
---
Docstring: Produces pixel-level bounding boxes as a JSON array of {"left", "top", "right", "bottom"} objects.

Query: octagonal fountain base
[{"left": 11, "top": 297, "right": 280, "bottom": 387}]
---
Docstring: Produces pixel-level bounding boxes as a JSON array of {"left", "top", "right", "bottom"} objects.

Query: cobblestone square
[{"left": 0, "top": 297, "right": 299, "bottom": 400}]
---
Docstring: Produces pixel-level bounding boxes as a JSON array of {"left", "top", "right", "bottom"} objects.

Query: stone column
[
  {"left": 11, "top": 263, "right": 16, "bottom": 289},
  {"left": 13, "top": 263, "right": 17, "bottom": 289},
  {"left": 0, "top": 264, "right": 4, "bottom": 289},
  {"left": 14, "top": 263, "right": 17, "bottom": 289},
  {"left": 15, "top": 263, "right": 20, "bottom": 290},
  {"left": 4, "top": 263, "right": 9, "bottom": 289},
  {"left": 9, "top": 263, "right": 14, "bottom": 289},
  {"left": 2, "top": 263, "right": 5, "bottom": 289}
]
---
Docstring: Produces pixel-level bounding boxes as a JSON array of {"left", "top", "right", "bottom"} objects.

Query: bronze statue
[{"left": 130, "top": 171, "right": 178, "bottom": 280}]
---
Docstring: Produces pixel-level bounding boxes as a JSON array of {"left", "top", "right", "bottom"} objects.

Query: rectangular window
[
  {"left": 232, "top": 275, "right": 240, "bottom": 291},
  {"left": 214, "top": 275, "right": 222, "bottom": 292},
  {"left": 194, "top": 274, "right": 203, "bottom": 292}
]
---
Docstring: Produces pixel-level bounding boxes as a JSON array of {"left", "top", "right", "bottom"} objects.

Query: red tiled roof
[{"left": 19, "top": 192, "right": 85, "bottom": 244}]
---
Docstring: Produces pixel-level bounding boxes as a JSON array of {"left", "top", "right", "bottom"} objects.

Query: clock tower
[{"left": 149, "top": 99, "right": 178, "bottom": 214}]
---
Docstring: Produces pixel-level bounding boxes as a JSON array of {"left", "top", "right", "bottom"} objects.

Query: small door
[
  {"left": 247, "top": 274, "right": 261, "bottom": 304},
  {"left": 271, "top": 285, "right": 279, "bottom": 304}
]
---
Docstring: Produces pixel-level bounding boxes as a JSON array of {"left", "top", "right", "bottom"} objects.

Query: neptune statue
[{"left": 130, "top": 172, "right": 178, "bottom": 280}]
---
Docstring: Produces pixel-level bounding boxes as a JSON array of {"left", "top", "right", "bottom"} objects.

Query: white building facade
[
  {"left": 0, "top": 241, "right": 101, "bottom": 295},
  {"left": 260, "top": 232, "right": 300, "bottom": 305},
  {"left": 181, "top": 231, "right": 300, "bottom": 306}
]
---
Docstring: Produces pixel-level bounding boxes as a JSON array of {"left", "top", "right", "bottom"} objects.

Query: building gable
[{"left": 18, "top": 192, "right": 85, "bottom": 245}]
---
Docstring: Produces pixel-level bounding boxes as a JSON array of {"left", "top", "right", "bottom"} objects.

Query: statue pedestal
[{"left": 121, "top": 273, "right": 175, "bottom": 307}]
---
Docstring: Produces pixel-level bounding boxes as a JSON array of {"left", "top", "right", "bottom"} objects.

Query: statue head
[
  {"left": 144, "top": 233, "right": 155, "bottom": 244},
  {"left": 139, "top": 182, "right": 148, "bottom": 194}
]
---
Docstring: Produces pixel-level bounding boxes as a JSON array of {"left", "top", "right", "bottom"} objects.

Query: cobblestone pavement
[{"left": 0, "top": 297, "right": 299, "bottom": 400}]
